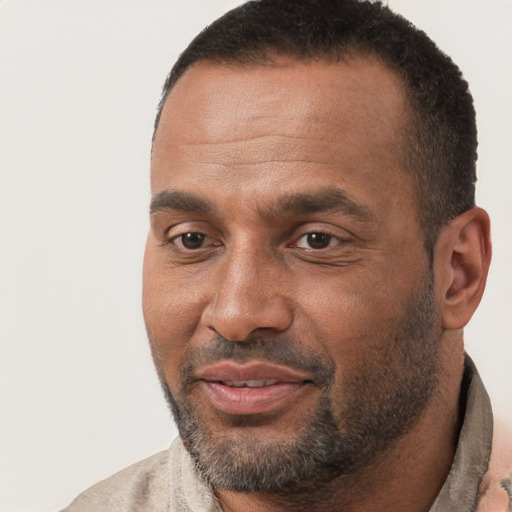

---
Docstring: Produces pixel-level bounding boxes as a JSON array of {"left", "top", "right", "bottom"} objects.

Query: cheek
[
  {"left": 295, "top": 267, "right": 409, "bottom": 372},
  {"left": 142, "top": 250, "right": 209, "bottom": 383}
]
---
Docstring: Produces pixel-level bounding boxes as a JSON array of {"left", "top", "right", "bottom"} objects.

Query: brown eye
[
  {"left": 307, "top": 233, "right": 331, "bottom": 249},
  {"left": 179, "top": 232, "right": 206, "bottom": 249},
  {"left": 296, "top": 232, "right": 334, "bottom": 249}
]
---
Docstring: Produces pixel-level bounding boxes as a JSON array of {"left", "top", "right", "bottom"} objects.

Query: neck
[{"left": 216, "top": 337, "right": 464, "bottom": 512}]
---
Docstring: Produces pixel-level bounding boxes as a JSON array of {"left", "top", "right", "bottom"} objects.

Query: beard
[{"left": 149, "top": 271, "right": 441, "bottom": 496}]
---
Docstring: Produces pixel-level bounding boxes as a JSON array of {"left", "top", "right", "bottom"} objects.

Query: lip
[{"left": 196, "top": 362, "right": 312, "bottom": 415}]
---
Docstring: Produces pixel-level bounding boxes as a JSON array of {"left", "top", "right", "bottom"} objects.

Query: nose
[{"left": 201, "top": 248, "right": 293, "bottom": 342}]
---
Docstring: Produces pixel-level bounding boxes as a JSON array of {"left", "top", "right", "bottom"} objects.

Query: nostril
[{"left": 201, "top": 285, "right": 294, "bottom": 342}]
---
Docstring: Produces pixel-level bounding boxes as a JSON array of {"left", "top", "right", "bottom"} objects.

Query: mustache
[{"left": 179, "top": 335, "right": 336, "bottom": 391}]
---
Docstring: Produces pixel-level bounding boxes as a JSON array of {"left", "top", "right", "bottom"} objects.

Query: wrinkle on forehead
[{"left": 180, "top": 134, "right": 370, "bottom": 169}]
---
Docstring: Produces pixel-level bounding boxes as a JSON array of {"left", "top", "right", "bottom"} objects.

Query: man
[{"left": 63, "top": 0, "right": 511, "bottom": 510}]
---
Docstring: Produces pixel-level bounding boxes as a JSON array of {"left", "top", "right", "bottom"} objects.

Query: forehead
[
  {"left": 151, "top": 57, "right": 413, "bottom": 217},
  {"left": 155, "top": 55, "right": 407, "bottom": 143}
]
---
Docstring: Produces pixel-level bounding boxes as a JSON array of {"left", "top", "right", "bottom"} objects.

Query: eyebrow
[
  {"left": 266, "top": 188, "right": 373, "bottom": 220},
  {"left": 150, "top": 190, "right": 213, "bottom": 215},
  {"left": 149, "top": 187, "right": 373, "bottom": 221}
]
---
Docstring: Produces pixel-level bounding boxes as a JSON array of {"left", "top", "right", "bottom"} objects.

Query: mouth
[
  {"left": 195, "top": 362, "right": 313, "bottom": 415},
  {"left": 216, "top": 379, "right": 282, "bottom": 388}
]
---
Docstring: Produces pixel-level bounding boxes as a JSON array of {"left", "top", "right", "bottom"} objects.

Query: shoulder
[
  {"left": 61, "top": 449, "right": 170, "bottom": 512},
  {"left": 61, "top": 438, "right": 219, "bottom": 512},
  {"left": 477, "top": 418, "right": 512, "bottom": 512}
]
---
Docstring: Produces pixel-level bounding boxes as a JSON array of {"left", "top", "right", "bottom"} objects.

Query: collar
[{"left": 429, "top": 354, "right": 494, "bottom": 512}]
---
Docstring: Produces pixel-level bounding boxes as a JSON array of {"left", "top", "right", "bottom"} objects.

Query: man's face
[{"left": 144, "top": 57, "right": 442, "bottom": 492}]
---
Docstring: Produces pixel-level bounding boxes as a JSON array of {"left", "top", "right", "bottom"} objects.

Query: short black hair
[{"left": 154, "top": 0, "right": 477, "bottom": 254}]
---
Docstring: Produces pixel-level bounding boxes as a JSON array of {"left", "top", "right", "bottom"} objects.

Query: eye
[
  {"left": 171, "top": 232, "right": 209, "bottom": 250},
  {"left": 295, "top": 232, "right": 337, "bottom": 250}
]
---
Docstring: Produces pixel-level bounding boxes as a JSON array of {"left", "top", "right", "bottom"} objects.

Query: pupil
[
  {"left": 307, "top": 233, "right": 330, "bottom": 249},
  {"left": 182, "top": 232, "right": 205, "bottom": 249}
]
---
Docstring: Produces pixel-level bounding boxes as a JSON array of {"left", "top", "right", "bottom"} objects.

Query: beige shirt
[{"left": 62, "top": 356, "right": 511, "bottom": 512}]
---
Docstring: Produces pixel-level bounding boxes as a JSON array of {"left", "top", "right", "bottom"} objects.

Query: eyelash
[
  {"left": 168, "top": 232, "right": 219, "bottom": 250},
  {"left": 295, "top": 231, "right": 348, "bottom": 249}
]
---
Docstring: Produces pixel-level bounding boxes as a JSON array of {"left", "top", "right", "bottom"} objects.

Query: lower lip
[{"left": 201, "top": 381, "right": 306, "bottom": 415}]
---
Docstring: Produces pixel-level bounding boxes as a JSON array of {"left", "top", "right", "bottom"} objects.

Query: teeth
[{"left": 222, "top": 380, "right": 279, "bottom": 388}]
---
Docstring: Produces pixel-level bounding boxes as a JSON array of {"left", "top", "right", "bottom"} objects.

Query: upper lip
[{"left": 195, "top": 361, "right": 312, "bottom": 383}]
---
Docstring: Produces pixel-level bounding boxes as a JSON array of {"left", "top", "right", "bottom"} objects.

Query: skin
[{"left": 144, "top": 56, "right": 491, "bottom": 511}]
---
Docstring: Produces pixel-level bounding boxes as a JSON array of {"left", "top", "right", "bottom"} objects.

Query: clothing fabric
[
  {"left": 62, "top": 356, "right": 511, "bottom": 512},
  {"left": 430, "top": 357, "right": 511, "bottom": 512}
]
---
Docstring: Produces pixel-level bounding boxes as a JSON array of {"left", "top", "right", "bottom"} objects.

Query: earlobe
[{"left": 435, "top": 207, "right": 492, "bottom": 330}]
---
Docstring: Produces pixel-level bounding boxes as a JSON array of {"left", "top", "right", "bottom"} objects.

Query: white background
[{"left": 0, "top": 1, "right": 510, "bottom": 511}]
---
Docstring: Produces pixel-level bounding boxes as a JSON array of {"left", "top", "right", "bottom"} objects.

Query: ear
[{"left": 434, "top": 207, "right": 492, "bottom": 330}]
